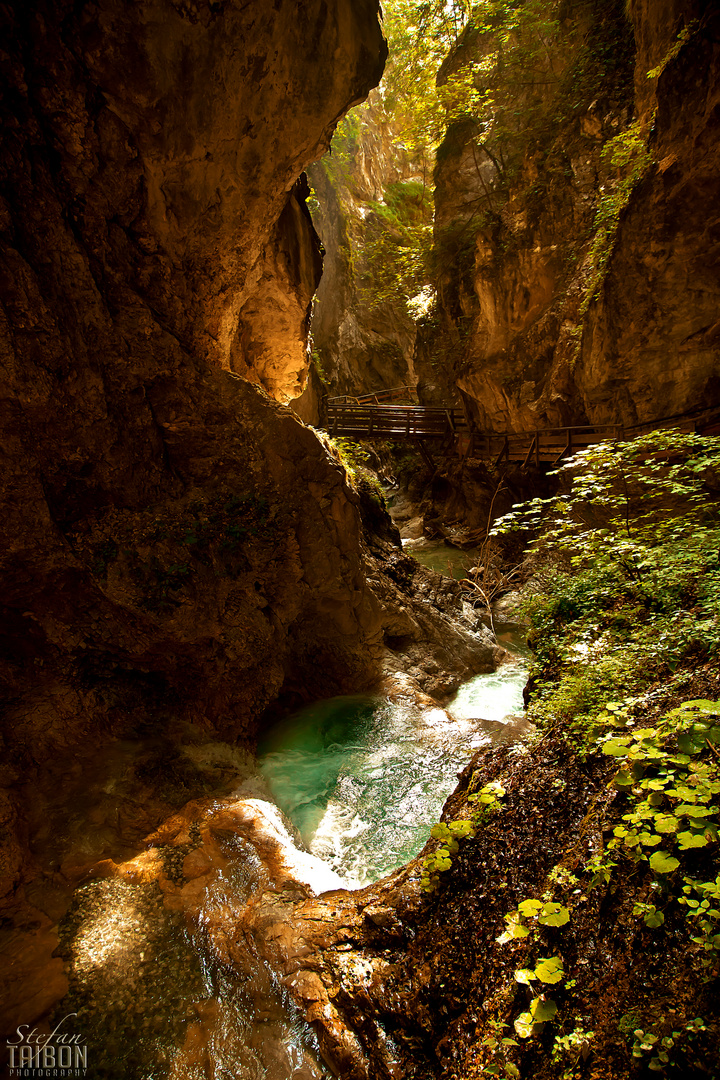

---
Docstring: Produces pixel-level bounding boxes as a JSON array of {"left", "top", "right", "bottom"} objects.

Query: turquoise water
[{"left": 257, "top": 663, "right": 529, "bottom": 889}]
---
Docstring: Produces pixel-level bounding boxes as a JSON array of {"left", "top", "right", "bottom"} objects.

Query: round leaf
[
  {"left": 677, "top": 831, "right": 708, "bottom": 850},
  {"left": 539, "top": 902, "right": 570, "bottom": 927},
  {"left": 645, "top": 911, "right": 665, "bottom": 928},
  {"left": 530, "top": 996, "right": 558, "bottom": 1022},
  {"left": 649, "top": 851, "right": 680, "bottom": 874},
  {"left": 513, "top": 1011, "right": 535, "bottom": 1039},
  {"left": 534, "top": 956, "right": 564, "bottom": 984},
  {"left": 518, "top": 899, "right": 543, "bottom": 917},
  {"left": 603, "top": 739, "right": 633, "bottom": 757}
]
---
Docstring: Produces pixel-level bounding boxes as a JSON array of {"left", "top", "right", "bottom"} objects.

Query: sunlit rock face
[
  {"left": 576, "top": 0, "right": 720, "bottom": 425},
  {"left": 302, "top": 98, "right": 419, "bottom": 418},
  {"left": 423, "top": 0, "right": 719, "bottom": 430}
]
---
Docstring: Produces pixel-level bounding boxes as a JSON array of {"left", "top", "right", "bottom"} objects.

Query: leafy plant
[
  {"left": 630, "top": 1016, "right": 707, "bottom": 1073},
  {"left": 494, "top": 432, "right": 720, "bottom": 744},
  {"left": 498, "top": 897, "right": 570, "bottom": 944},
  {"left": 579, "top": 120, "right": 652, "bottom": 316},
  {"left": 647, "top": 19, "right": 700, "bottom": 80},
  {"left": 420, "top": 819, "right": 476, "bottom": 892},
  {"left": 468, "top": 778, "right": 506, "bottom": 823},
  {"left": 514, "top": 994, "right": 559, "bottom": 1039}
]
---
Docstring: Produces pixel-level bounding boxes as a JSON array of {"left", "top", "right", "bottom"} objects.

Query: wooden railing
[
  {"left": 327, "top": 384, "right": 419, "bottom": 406},
  {"left": 322, "top": 402, "right": 720, "bottom": 466},
  {"left": 326, "top": 403, "right": 465, "bottom": 441}
]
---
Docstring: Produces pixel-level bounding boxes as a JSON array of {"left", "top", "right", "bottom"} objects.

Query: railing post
[{"left": 522, "top": 434, "right": 537, "bottom": 470}]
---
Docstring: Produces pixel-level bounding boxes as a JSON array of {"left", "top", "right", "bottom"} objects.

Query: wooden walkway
[{"left": 324, "top": 399, "right": 720, "bottom": 467}]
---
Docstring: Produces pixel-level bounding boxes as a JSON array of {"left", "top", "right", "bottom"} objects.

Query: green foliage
[
  {"left": 320, "top": 0, "right": 583, "bottom": 321},
  {"left": 468, "top": 778, "right": 506, "bottom": 822},
  {"left": 552, "top": 1025, "right": 595, "bottom": 1073},
  {"left": 420, "top": 818, "right": 476, "bottom": 892},
  {"left": 359, "top": 179, "right": 434, "bottom": 310},
  {"left": 515, "top": 994, "right": 558, "bottom": 1039},
  {"left": 579, "top": 120, "right": 652, "bottom": 316},
  {"left": 515, "top": 954, "right": 564, "bottom": 985},
  {"left": 629, "top": 1016, "right": 707, "bottom": 1073},
  {"left": 498, "top": 897, "right": 570, "bottom": 944},
  {"left": 489, "top": 431, "right": 720, "bottom": 1063},
  {"left": 320, "top": 435, "right": 384, "bottom": 500},
  {"left": 593, "top": 697, "right": 720, "bottom": 959},
  {"left": 647, "top": 20, "right": 699, "bottom": 80},
  {"left": 309, "top": 348, "right": 330, "bottom": 388},
  {"left": 494, "top": 432, "right": 720, "bottom": 742}
]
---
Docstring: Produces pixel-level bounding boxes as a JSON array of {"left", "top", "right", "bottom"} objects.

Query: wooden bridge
[{"left": 324, "top": 397, "right": 720, "bottom": 468}]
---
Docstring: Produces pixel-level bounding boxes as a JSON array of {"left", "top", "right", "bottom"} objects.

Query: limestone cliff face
[
  {"left": 0, "top": 0, "right": 383, "bottom": 895},
  {"left": 422, "top": 0, "right": 719, "bottom": 431},
  {"left": 0, "top": 1, "right": 505, "bottom": 912},
  {"left": 300, "top": 99, "right": 420, "bottom": 419},
  {"left": 576, "top": 0, "right": 720, "bottom": 425}
]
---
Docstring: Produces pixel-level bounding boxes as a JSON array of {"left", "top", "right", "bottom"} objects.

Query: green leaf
[
  {"left": 514, "top": 968, "right": 538, "bottom": 985},
  {"left": 644, "top": 911, "right": 665, "bottom": 928},
  {"left": 649, "top": 851, "right": 680, "bottom": 874},
  {"left": 514, "top": 1011, "right": 536, "bottom": 1039},
  {"left": 538, "top": 902, "right": 570, "bottom": 927},
  {"left": 534, "top": 957, "right": 564, "bottom": 984},
  {"left": 677, "top": 831, "right": 709, "bottom": 849},
  {"left": 603, "top": 739, "right": 633, "bottom": 756},
  {"left": 531, "top": 996, "right": 558, "bottom": 1022},
  {"left": 654, "top": 814, "right": 679, "bottom": 834},
  {"left": 518, "top": 899, "right": 544, "bottom": 917},
  {"left": 675, "top": 804, "right": 716, "bottom": 817},
  {"left": 497, "top": 921, "right": 530, "bottom": 944}
]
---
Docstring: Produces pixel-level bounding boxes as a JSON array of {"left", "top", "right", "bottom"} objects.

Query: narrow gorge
[{"left": 1, "top": 2, "right": 719, "bottom": 1079}]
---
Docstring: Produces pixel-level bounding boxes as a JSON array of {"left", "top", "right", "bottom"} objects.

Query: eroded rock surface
[
  {"left": 421, "top": 0, "right": 719, "bottom": 430},
  {"left": 302, "top": 96, "right": 421, "bottom": 420},
  {"left": 1, "top": 0, "right": 389, "bottom": 891}
]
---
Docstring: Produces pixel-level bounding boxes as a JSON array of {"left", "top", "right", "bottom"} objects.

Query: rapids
[{"left": 256, "top": 659, "right": 528, "bottom": 889}]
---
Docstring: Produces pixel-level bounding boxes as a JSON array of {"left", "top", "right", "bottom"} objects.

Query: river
[{"left": 33, "top": 544, "right": 529, "bottom": 1079}]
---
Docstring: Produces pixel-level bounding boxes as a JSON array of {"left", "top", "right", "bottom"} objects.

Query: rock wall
[
  {"left": 0, "top": 0, "right": 501, "bottom": 909},
  {"left": 422, "top": 0, "right": 719, "bottom": 430},
  {"left": 577, "top": 0, "right": 720, "bottom": 425},
  {"left": 302, "top": 99, "right": 420, "bottom": 417}
]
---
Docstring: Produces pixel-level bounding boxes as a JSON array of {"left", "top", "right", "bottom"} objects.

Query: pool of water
[
  {"left": 257, "top": 658, "right": 529, "bottom": 889},
  {"left": 402, "top": 537, "right": 479, "bottom": 580},
  {"left": 32, "top": 637, "right": 529, "bottom": 1079}
]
